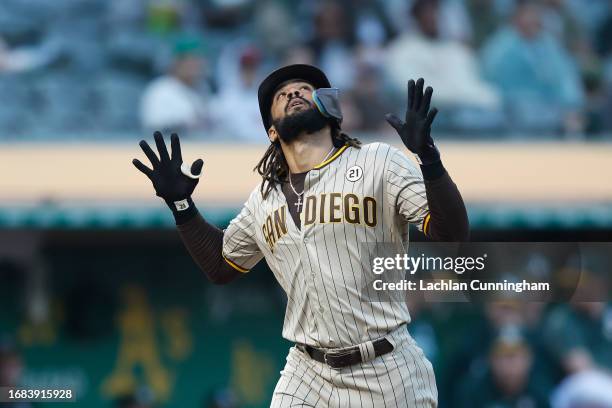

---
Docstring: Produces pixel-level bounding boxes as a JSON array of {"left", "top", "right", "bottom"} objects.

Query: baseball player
[{"left": 133, "top": 64, "right": 469, "bottom": 407}]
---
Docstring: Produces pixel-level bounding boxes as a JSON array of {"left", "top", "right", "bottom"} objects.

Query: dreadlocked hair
[{"left": 254, "top": 128, "right": 362, "bottom": 199}]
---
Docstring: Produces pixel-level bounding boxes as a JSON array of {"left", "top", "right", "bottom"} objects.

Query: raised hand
[
  {"left": 385, "top": 78, "right": 440, "bottom": 165},
  {"left": 133, "top": 131, "right": 203, "bottom": 207}
]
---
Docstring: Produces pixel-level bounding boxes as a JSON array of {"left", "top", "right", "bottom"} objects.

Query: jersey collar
[{"left": 313, "top": 144, "right": 349, "bottom": 170}]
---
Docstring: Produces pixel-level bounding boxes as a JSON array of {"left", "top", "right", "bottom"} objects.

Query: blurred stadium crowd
[
  {"left": 410, "top": 290, "right": 612, "bottom": 407},
  {"left": 1, "top": 241, "right": 611, "bottom": 407},
  {"left": 1, "top": 0, "right": 612, "bottom": 140}
]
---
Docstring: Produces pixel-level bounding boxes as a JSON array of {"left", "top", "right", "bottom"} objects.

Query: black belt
[{"left": 296, "top": 338, "right": 394, "bottom": 369}]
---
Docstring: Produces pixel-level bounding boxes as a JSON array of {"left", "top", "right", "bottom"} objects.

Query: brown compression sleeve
[
  {"left": 176, "top": 212, "right": 242, "bottom": 284},
  {"left": 421, "top": 162, "right": 470, "bottom": 242}
]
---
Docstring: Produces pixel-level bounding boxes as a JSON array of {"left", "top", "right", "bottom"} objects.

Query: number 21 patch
[{"left": 346, "top": 165, "right": 363, "bottom": 182}]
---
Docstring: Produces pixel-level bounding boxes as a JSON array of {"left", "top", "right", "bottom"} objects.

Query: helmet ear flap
[{"left": 313, "top": 88, "right": 343, "bottom": 126}]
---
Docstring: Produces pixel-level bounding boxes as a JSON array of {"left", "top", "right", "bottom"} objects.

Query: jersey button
[{"left": 303, "top": 237, "right": 309, "bottom": 243}]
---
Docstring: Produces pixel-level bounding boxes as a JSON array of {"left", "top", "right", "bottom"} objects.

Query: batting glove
[
  {"left": 385, "top": 78, "right": 440, "bottom": 165},
  {"left": 133, "top": 131, "right": 203, "bottom": 217}
]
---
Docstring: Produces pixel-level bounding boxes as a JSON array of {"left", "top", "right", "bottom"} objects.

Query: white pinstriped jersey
[{"left": 222, "top": 142, "right": 430, "bottom": 349}]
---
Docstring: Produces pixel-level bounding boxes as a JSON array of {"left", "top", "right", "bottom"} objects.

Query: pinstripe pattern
[
  {"left": 222, "top": 142, "right": 437, "bottom": 407},
  {"left": 270, "top": 326, "right": 437, "bottom": 408}
]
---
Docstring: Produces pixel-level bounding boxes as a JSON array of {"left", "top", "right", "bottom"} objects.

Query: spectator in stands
[
  {"left": 473, "top": 300, "right": 535, "bottom": 357},
  {"left": 210, "top": 45, "right": 265, "bottom": 141},
  {"left": 535, "top": 254, "right": 612, "bottom": 381},
  {"left": 481, "top": 0, "right": 585, "bottom": 134},
  {"left": 540, "top": 0, "right": 589, "bottom": 54},
  {"left": 551, "top": 370, "right": 612, "bottom": 408},
  {"left": 349, "top": 61, "right": 394, "bottom": 131},
  {"left": 252, "top": 0, "right": 298, "bottom": 58},
  {"left": 541, "top": 0, "right": 600, "bottom": 119},
  {"left": 340, "top": 0, "right": 397, "bottom": 48},
  {"left": 306, "top": 0, "right": 358, "bottom": 90},
  {"left": 436, "top": 0, "right": 473, "bottom": 43},
  {"left": 542, "top": 299, "right": 612, "bottom": 374},
  {"left": 384, "top": 0, "right": 500, "bottom": 111},
  {"left": 384, "top": 0, "right": 475, "bottom": 44},
  {"left": 464, "top": 0, "right": 506, "bottom": 48},
  {"left": 0, "top": 340, "right": 31, "bottom": 408},
  {"left": 442, "top": 298, "right": 559, "bottom": 405},
  {"left": 455, "top": 326, "right": 551, "bottom": 408},
  {"left": 140, "top": 37, "right": 211, "bottom": 135},
  {"left": 0, "top": 341, "right": 22, "bottom": 387}
]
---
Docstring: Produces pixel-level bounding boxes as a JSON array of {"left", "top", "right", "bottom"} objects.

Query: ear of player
[
  {"left": 132, "top": 131, "right": 204, "bottom": 208},
  {"left": 385, "top": 78, "right": 441, "bottom": 165}
]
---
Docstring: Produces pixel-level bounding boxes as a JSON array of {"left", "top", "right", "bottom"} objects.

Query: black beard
[{"left": 272, "top": 106, "right": 329, "bottom": 143}]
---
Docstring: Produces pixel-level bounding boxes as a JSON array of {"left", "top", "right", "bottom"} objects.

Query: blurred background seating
[{"left": 0, "top": 0, "right": 610, "bottom": 140}]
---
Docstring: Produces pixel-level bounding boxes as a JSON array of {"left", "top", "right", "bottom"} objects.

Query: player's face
[{"left": 270, "top": 81, "right": 316, "bottom": 122}]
